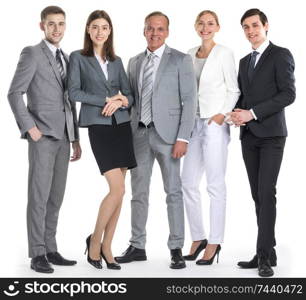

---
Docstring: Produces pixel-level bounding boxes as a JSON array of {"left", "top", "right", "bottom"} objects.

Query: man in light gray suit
[
  {"left": 115, "top": 11, "right": 197, "bottom": 269},
  {"left": 7, "top": 6, "right": 82, "bottom": 273}
]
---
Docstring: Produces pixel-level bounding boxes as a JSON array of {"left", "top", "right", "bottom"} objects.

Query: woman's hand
[
  {"left": 102, "top": 99, "right": 122, "bottom": 116},
  {"left": 106, "top": 94, "right": 129, "bottom": 107},
  {"left": 208, "top": 113, "right": 225, "bottom": 125}
]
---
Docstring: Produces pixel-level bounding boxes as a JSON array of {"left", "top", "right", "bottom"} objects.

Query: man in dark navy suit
[{"left": 229, "top": 8, "right": 295, "bottom": 277}]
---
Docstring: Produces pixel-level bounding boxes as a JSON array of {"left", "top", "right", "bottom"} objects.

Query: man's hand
[
  {"left": 28, "top": 126, "right": 42, "bottom": 142},
  {"left": 208, "top": 113, "right": 225, "bottom": 125},
  {"left": 229, "top": 109, "right": 254, "bottom": 126},
  {"left": 172, "top": 141, "right": 188, "bottom": 159},
  {"left": 70, "top": 141, "right": 82, "bottom": 162}
]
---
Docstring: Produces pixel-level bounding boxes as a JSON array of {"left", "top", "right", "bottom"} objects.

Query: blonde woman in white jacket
[{"left": 182, "top": 10, "right": 240, "bottom": 265}]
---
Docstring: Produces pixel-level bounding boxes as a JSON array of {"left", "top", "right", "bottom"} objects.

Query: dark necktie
[
  {"left": 56, "top": 49, "right": 66, "bottom": 86},
  {"left": 247, "top": 50, "right": 259, "bottom": 82}
]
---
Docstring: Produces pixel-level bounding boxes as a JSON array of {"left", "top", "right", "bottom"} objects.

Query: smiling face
[
  {"left": 144, "top": 15, "right": 169, "bottom": 52},
  {"left": 87, "top": 17, "right": 111, "bottom": 48},
  {"left": 40, "top": 13, "right": 66, "bottom": 47},
  {"left": 195, "top": 13, "right": 219, "bottom": 41},
  {"left": 242, "top": 15, "right": 268, "bottom": 49}
]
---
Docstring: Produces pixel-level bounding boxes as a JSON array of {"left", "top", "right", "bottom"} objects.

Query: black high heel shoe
[
  {"left": 101, "top": 249, "right": 121, "bottom": 270},
  {"left": 196, "top": 244, "right": 221, "bottom": 265},
  {"left": 183, "top": 239, "right": 208, "bottom": 261},
  {"left": 85, "top": 235, "right": 103, "bottom": 269}
]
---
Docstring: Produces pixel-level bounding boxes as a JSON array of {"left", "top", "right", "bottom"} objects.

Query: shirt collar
[
  {"left": 94, "top": 52, "right": 109, "bottom": 65},
  {"left": 252, "top": 39, "right": 269, "bottom": 55},
  {"left": 44, "top": 39, "right": 61, "bottom": 57},
  {"left": 146, "top": 43, "right": 166, "bottom": 58}
]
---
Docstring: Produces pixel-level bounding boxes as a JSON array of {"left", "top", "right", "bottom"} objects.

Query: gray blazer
[
  {"left": 128, "top": 45, "right": 197, "bottom": 144},
  {"left": 7, "top": 40, "right": 79, "bottom": 141},
  {"left": 67, "top": 50, "right": 133, "bottom": 127}
]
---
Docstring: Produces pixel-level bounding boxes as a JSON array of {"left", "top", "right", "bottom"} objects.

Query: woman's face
[
  {"left": 195, "top": 13, "right": 219, "bottom": 41},
  {"left": 87, "top": 17, "right": 111, "bottom": 47}
]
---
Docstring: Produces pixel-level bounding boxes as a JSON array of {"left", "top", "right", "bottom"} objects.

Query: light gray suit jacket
[
  {"left": 7, "top": 40, "right": 79, "bottom": 141},
  {"left": 68, "top": 50, "right": 133, "bottom": 127},
  {"left": 128, "top": 45, "right": 197, "bottom": 144}
]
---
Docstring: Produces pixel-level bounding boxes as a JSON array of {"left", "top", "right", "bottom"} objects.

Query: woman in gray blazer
[
  {"left": 182, "top": 10, "right": 240, "bottom": 265},
  {"left": 68, "top": 10, "right": 136, "bottom": 270}
]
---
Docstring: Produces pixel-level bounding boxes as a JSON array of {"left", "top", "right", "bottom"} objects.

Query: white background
[{"left": 0, "top": 0, "right": 305, "bottom": 278}]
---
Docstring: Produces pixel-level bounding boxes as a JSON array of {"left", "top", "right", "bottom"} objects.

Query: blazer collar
[{"left": 40, "top": 40, "right": 63, "bottom": 89}]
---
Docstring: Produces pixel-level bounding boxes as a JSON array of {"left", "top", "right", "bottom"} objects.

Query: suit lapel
[
  {"left": 40, "top": 40, "right": 63, "bottom": 89},
  {"left": 252, "top": 42, "right": 273, "bottom": 79},
  {"left": 87, "top": 56, "right": 111, "bottom": 92},
  {"left": 241, "top": 54, "right": 251, "bottom": 86},
  {"left": 154, "top": 45, "right": 171, "bottom": 90},
  {"left": 136, "top": 52, "right": 146, "bottom": 100}
]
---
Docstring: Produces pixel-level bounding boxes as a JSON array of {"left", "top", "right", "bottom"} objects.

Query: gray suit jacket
[
  {"left": 7, "top": 40, "right": 79, "bottom": 141},
  {"left": 128, "top": 45, "right": 197, "bottom": 144},
  {"left": 67, "top": 50, "right": 133, "bottom": 127}
]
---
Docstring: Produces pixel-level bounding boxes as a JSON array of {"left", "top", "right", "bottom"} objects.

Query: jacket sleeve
[
  {"left": 252, "top": 48, "right": 296, "bottom": 121},
  {"left": 176, "top": 54, "right": 197, "bottom": 141},
  {"left": 7, "top": 47, "right": 37, "bottom": 135},
  {"left": 67, "top": 52, "right": 107, "bottom": 107},
  {"left": 118, "top": 58, "right": 134, "bottom": 109}
]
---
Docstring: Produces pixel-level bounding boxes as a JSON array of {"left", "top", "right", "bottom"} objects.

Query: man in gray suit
[
  {"left": 115, "top": 11, "right": 197, "bottom": 269},
  {"left": 7, "top": 6, "right": 81, "bottom": 273}
]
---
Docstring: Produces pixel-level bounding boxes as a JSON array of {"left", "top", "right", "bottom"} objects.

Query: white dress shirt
[{"left": 95, "top": 53, "right": 109, "bottom": 80}]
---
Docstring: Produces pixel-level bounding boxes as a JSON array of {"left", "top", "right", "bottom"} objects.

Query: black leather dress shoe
[
  {"left": 170, "top": 249, "right": 186, "bottom": 269},
  {"left": 183, "top": 239, "right": 208, "bottom": 261},
  {"left": 238, "top": 251, "right": 277, "bottom": 268},
  {"left": 258, "top": 257, "right": 274, "bottom": 277},
  {"left": 115, "top": 245, "right": 147, "bottom": 263},
  {"left": 31, "top": 255, "right": 54, "bottom": 273},
  {"left": 47, "top": 252, "right": 77, "bottom": 266}
]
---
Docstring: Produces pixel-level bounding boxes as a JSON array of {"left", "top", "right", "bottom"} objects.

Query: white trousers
[{"left": 181, "top": 117, "right": 230, "bottom": 244}]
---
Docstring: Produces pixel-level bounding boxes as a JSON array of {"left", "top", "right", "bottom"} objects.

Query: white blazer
[{"left": 188, "top": 44, "right": 240, "bottom": 118}]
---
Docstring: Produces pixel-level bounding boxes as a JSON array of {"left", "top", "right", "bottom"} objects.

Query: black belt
[{"left": 138, "top": 121, "right": 154, "bottom": 128}]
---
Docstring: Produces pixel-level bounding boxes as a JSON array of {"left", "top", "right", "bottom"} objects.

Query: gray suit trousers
[
  {"left": 130, "top": 126, "right": 184, "bottom": 250},
  {"left": 27, "top": 134, "right": 70, "bottom": 258}
]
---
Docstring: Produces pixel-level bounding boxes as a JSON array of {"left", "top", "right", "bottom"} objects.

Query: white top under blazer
[{"left": 188, "top": 44, "right": 240, "bottom": 118}]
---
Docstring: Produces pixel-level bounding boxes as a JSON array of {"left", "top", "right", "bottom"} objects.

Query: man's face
[
  {"left": 144, "top": 16, "right": 169, "bottom": 52},
  {"left": 242, "top": 15, "right": 268, "bottom": 49},
  {"left": 40, "top": 13, "right": 66, "bottom": 46}
]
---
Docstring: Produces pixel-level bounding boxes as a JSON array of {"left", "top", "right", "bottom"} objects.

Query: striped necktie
[
  {"left": 56, "top": 49, "right": 66, "bottom": 87},
  {"left": 141, "top": 53, "right": 156, "bottom": 126}
]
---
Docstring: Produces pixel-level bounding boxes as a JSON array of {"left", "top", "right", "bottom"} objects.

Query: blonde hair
[{"left": 195, "top": 10, "right": 219, "bottom": 26}]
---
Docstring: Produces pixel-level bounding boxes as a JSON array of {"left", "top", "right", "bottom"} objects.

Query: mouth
[{"left": 52, "top": 33, "right": 61, "bottom": 37}]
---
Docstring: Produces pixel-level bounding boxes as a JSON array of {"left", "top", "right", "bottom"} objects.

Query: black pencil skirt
[{"left": 88, "top": 121, "right": 137, "bottom": 175}]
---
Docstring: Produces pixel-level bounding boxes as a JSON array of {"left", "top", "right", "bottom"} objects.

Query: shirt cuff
[
  {"left": 177, "top": 138, "right": 189, "bottom": 144},
  {"left": 250, "top": 109, "right": 257, "bottom": 120}
]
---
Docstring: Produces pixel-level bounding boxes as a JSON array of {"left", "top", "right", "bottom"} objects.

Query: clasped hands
[
  {"left": 101, "top": 94, "right": 129, "bottom": 116},
  {"left": 225, "top": 109, "right": 254, "bottom": 127}
]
